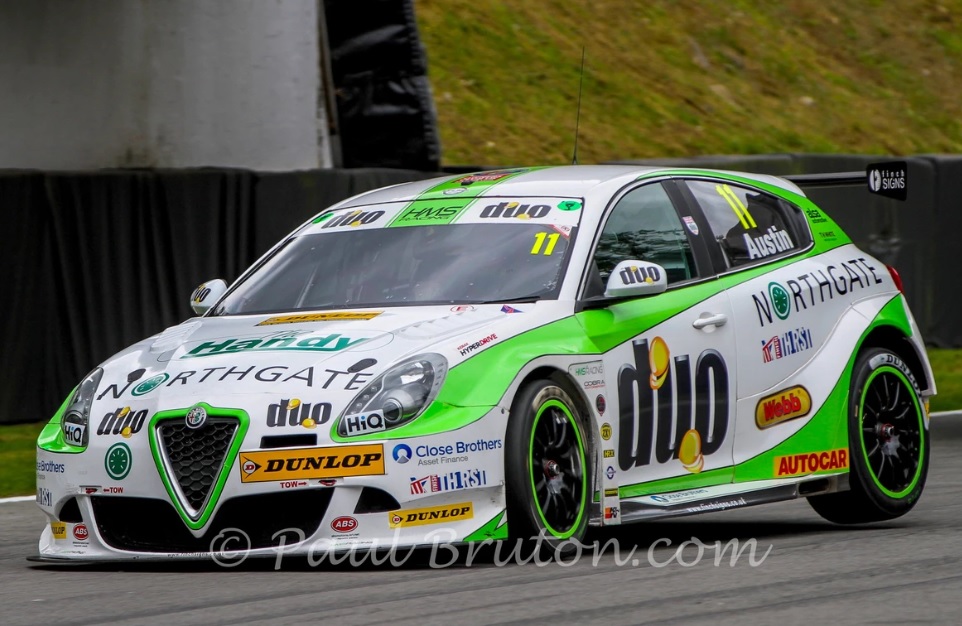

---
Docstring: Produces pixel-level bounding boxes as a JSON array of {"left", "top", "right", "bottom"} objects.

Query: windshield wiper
[{"left": 474, "top": 294, "right": 544, "bottom": 305}]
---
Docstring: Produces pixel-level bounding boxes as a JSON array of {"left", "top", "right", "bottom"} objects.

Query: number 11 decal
[{"left": 531, "top": 232, "right": 560, "bottom": 255}]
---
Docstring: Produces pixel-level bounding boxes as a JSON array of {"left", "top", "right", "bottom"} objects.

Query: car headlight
[
  {"left": 61, "top": 368, "right": 103, "bottom": 448},
  {"left": 337, "top": 354, "right": 447, "bottom": 437}
]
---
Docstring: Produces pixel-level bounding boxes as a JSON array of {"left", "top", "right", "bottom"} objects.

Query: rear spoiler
[{"left": 784, "top": 160, "right": 907, "bottom": 201}]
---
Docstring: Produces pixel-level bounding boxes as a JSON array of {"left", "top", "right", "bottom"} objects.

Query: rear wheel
[
  {"left": 505, "top": 380, "right": 589, "bottom": 555},
  {"left": 809, "top": 348, "right": 928, "bottom": 523}
]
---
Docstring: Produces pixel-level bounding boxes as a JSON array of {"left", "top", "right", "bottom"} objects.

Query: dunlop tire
[
  {"left": 505, "top": 379, "right": 590, "bottom": 560},
  {"left": 808, "top": 347, "right": 929, "bottom": 524}
]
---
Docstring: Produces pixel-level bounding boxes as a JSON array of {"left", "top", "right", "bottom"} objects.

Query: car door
[
  {"left": 577, "top": 179, "right": 738, "bottom": 500},
  {"left": 678, "top": 178, "right": 826, "bottom": 482}
]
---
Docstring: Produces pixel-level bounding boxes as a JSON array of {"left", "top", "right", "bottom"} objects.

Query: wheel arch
[
  {"left": 512, "top": 366, "right": 594, "bottom": 431},
  {"left": 856, "top": 324, "right": 933, "bottom": 395},
  {"left": 508, "top": 364, "right": 601, "bottom": 509}
]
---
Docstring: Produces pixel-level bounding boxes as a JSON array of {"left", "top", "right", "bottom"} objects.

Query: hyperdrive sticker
[
  {"left": 239, "top": 444, "right": 385, "bottom": 483},
  {"left": 257, "top": 312, "right": 382, "bottom": 325},
  {"left": 388, "top": 502, "right": 473, "bottom": 528}
]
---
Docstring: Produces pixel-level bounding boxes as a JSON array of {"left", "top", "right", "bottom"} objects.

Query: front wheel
[
  {"left": 505, "top": 380, "right": 590, "bottom": 553},
  {"left": 809, "top": 347, "right": 929, "bottom": 524}
]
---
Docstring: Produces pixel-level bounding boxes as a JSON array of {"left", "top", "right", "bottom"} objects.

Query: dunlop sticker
[
  {"left": 50, "top": 522, "right": 67, "bottom": 540},
  {"left": 239, "top": 444, "right": 384, "bottom": 483},
  {"left": 388, "top": 502, "right": 473, "bottom": 528}
]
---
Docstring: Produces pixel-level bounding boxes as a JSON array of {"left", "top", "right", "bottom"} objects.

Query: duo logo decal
[{"left": 617, "top": 336, "right": 729, "bottom": 473}]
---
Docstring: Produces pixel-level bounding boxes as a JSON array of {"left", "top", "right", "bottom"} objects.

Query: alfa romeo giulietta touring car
[{"left": 35, "top": 164, "right": 933, "bottom": 561}]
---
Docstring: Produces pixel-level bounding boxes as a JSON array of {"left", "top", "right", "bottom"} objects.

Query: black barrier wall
[{"left": 0, "top": 156, "right": 957, "bottom": 424}]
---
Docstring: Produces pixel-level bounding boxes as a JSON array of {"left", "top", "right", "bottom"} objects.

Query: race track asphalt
[{"left": 4, "top": 418, "right": 962, "bottom": 625}]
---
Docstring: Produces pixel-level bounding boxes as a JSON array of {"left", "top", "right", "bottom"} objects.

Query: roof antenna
[{"left": 571, "top": 46, "right": 586, "bottom": 165}]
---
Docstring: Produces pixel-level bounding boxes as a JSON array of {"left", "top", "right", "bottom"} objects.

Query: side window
[
  {"left": 686, "top": 180, "right": 812, "bottom": 269},
  {"left": 590, "top": 183, "right": 697, "bottom": 294}
]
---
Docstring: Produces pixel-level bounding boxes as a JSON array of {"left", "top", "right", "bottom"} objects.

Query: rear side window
[{"left": 685, "top": 180, "right": 812, "bottom": 269}]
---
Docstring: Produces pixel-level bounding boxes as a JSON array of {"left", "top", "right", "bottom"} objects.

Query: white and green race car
[{"left": 35, "top": 164, "right": 933, "bottom": 561}]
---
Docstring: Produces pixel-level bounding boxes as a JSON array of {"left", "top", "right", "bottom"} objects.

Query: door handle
[{"left": 692, "top": 313, "right": 728, "bottom": 329}]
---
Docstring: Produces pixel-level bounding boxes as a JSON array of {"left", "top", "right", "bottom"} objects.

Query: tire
[
  {"left": 505, "top": 379, "right": 590, "bottom": 557},
  {"left": 809, "top": 347, "right": 929, "bottom": 524}
]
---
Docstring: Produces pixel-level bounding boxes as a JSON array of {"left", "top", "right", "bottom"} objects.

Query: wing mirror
[
  {"left": 604, "top": 261, "right": 668, "bottom": 298},
  {"left": 189, "top": 279, "right": 228, "bottom": 315}
]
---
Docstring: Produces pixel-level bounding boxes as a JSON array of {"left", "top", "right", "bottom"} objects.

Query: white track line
[{"left": 0, "top": 495, "right": 34, "bottom": 504}]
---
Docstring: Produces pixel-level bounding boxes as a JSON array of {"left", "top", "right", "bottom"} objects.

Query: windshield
[{"left": 213, "top": 200, "right": 581, "bottom": 314}]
